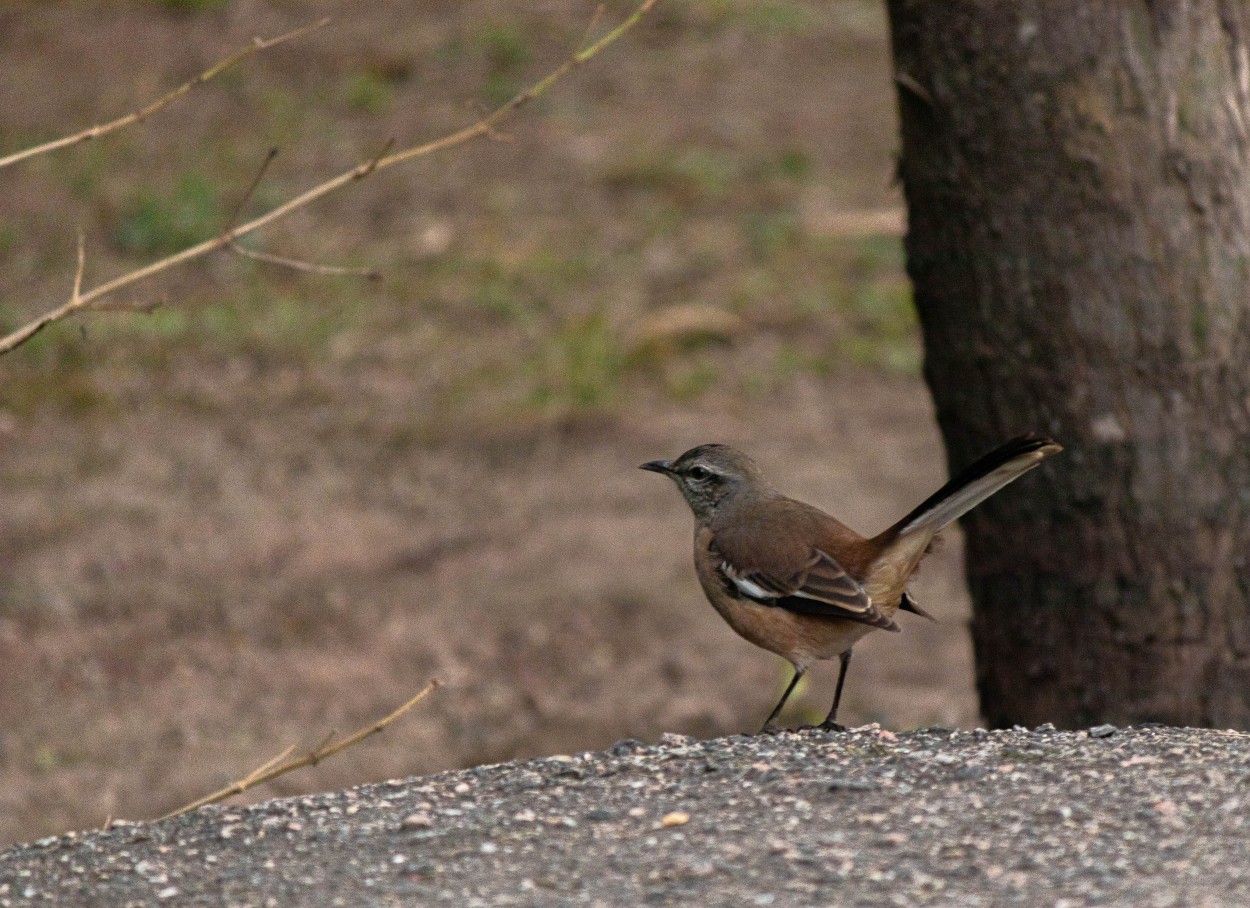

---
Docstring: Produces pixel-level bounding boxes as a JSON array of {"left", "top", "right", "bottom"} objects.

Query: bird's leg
[
  {"left": 819, "top": 649, "right": 853, "bottom": 731},
  {"left": 759, "top": 667, "right": 804, "bottom": 734}
]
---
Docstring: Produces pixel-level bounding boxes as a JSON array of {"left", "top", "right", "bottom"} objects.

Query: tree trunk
[{"left": 886, "top": 1, "right": 1250, "bottom": 728}]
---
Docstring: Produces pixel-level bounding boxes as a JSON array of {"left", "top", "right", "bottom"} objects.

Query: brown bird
[{"left": 642, "top": 434, "right": 1062, "bottom": 733}]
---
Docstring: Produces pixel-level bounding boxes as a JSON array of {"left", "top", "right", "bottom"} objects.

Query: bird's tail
[{"left": 887, "top": 433, "right": 1062, "bottom": 540}]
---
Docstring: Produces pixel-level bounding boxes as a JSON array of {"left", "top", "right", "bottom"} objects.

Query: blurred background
[{"left": 0, "top": 0, "right": 976, "bottom": 846}]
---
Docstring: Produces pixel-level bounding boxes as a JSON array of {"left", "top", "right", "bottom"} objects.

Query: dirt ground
[{"left": 0, "top": 0, "right": 982, "bottom": 848}]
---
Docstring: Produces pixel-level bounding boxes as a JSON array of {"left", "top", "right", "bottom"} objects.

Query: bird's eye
[{"left": 688, "top": 466, "right": 713, "bottom": 481}]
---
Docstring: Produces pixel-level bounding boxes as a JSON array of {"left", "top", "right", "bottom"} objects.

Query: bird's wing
[{"left": 713, "top": 541, "right": 899, "bottom": 632}]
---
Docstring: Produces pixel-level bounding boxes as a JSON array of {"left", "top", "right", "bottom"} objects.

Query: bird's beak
[{"left": 640, "top": 459, "right": 673, "bottom": 475}]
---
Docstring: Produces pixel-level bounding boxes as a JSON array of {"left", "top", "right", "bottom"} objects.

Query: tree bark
[{"left": 886, "top": 1, "right": 1250, "bottom": 728}]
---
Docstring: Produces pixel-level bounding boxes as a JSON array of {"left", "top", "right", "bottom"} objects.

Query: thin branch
[
  {"left": 71, "top": 230, "right": 86, "bottom": 305},
  {"left": 0, "top": 19, "right": 329, "bottom": 172},
  {"left": 226, "top": 147, "right": 281, "bottom": 230},
  {"left": 579, "top": 5, "right": 609, "bottom": 51},
  {"left": 225, "top": 145, "right": 383, "bottom": 278},
  {"left": 894, "top": 71, "right": 935, "bottom": 109},
  {"left": 229, "top": 243, "right": 382, "bottom": 279},
  {"left": 92, "top": 295, "right": 165, "bottom": 315},
  {"left": 160, "top": 679, "right": 440, "bottom": 820},
  {"left": 0, "top": 0, "right": 662, "bottom": 357}
]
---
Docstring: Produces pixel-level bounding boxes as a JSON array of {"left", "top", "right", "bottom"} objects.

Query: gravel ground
[{"left": 2, "top": 724, "right": 1248, "bottom": 907}]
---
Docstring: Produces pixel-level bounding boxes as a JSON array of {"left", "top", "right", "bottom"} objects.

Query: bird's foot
[
  {"left": 792, "top": 722, "right": 847, "bottom": 734},
  {"left": 757, "top": 722, "right": 787, "bottom": 736}
]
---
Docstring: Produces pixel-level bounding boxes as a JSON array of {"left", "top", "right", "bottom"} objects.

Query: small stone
[
  {"left": 827, "top": 778, "right": 877, "bottom": 792},
  {"left": 610, "top": 739, "right": 645, "bottom": 756},
  {"left": 1089, "top": 724, "right": 1117, "bottom": 739},
  {"left": 401, "top": 813, "right": 433, "bottom": 830},
  {"left": 454, "top": 782, "right": 471, "bottom": 795},
  {"left": 658, "top": 732, "right": 694, "bottom": 747},
  {"left": 156, "top": 887, "right": 179, "bottom": 900},
  {"left": 661, "top": 812, "right": 690, "bottom": 827}
]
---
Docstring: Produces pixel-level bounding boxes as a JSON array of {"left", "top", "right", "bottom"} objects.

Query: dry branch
[
  {"left": 225, "top": 146, "right": 381, "bottom": 278},
  {"left": 159, "top": 679, "right": 440, "bottom": 821},
  {"left": 0, "top": 19, "right": 328, "bottom": 172},
  {"left": 0, "top": 0, "right": 662, "bottom": 357}
]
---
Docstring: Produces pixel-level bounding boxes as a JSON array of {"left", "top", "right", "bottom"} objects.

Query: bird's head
[{"left": 640, "top": 443, "right": 765, "bottom": 521}]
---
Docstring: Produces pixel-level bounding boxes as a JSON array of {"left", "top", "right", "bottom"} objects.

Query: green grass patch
[
  {"left": 345, "top": 71, "right": 396, "bottom": 115},
  {"left": 527, "top": 310, "right": 624, "bottom": 410},
  {"left": 154, "top": 0, "right": 228, "bottom": 11},
  {"left": 472, "top": 23, "right": 534, "bottom": 105},
  {"left": 835, "top": 236, "right": 920, "bottom": 372},
  {"left": 743, "top": 209, "right": 801, "bottom": 260},
  {"left": 606, "top": 147, "right": 738, "bottom": 204},
  {"left": 113, "top": 171, "right": 223, "bottom": 256}
]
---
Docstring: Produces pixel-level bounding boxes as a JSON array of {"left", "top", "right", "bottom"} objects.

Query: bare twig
[
  {"left": 579, "top": 5, "right": 609, "bottom": 53},
  {"left": 0, "top": 19, "right": 328, "bottom": 172},
  {"left": 71, "top": 230, "right": 86, "bottom": 306},
  {"left": 0, "top": 0, "right": 662, "bottom": 356},
  {"left": 160, "top": 679, "right": 440, "bottom": 820},
  {"left": 229, "top": 243, "right": 382, "bottom": 279},
  {"left": 225, "top": 145, "right": 382, "bottom": 278},
  {"left": 894, "top": 71, "right": 935, "bottom": 109},
  {"left": 226, "top": 147, "right": 281, "bottom": 230}
]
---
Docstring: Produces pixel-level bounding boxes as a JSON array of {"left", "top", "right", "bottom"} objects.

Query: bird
[{"left": 641, "top": 433, "right": 1062, "bottom": 733}]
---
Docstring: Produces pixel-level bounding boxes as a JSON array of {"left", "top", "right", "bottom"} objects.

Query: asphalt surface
[{"left": 2, "top": 724, "right": 1248, "bottom": 907}]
